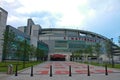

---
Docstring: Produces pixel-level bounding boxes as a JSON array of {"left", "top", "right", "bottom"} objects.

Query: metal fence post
[
  {"left": 15, "top": 65, "right": 18, "bottom": 76},
  {"left": 50, "top": 65, "right": 52, "bottom": 77},
  {"left": 69, "top": 65, "right": 72, "bottom": 77},
  {"left": 87, "top": 65, "right": 90, "bottom": 76},
  {"left": 105, "top": 64, "right": 108, "bottom": 75},
  {"left": 30, "top": 65, "right": 33, "bottom": 77}
]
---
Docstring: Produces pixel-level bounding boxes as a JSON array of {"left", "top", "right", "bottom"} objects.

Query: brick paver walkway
[{"left": 1, "top": 61, "right": 120, "bottom": 80}]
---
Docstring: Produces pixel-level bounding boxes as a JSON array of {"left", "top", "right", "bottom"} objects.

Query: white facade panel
[{"left": 0, "top": 8, "right": 8, "bottom": 62}]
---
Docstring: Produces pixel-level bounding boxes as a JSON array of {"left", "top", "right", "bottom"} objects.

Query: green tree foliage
[
  {"left": 83, "top": 45, "right": 93, "bottom": 61},
  {"left": 29, "top": 45, "right": 36, "bottom": 61},
  {"left": 94, "top": 43, "right": 101, "bottom": 59},
  {"left": 16, "top": 40, "right": 24, "bottom": 61},
  {"left": 2, "top": 26, "right": 42, "bottom": 62},
  {"left": 85, "top": 45, "right": 93, "bottom": 56},
  {"left": 2, "top": 28, "right": 16, "bottom": 61},
  {"left": 92, "top": 43, "right": 102, "bottom": 63},
  {"left": 105, "top": 40, "right": 112, "bottom": 60},
  {"left": 73, "top": 50, "right": 83, "bottom": 57},
  {"left": 72, "top": 45, "right": 94, "bottom": 61},
  {"left": 17, "top": 40, "right": 31, "bottom": 61},
  {"left": 16, "top": 40, "right": 31, "bottom": 68},
  {"left": 35, "top": 48, "right": 44, "bottom": 61}
]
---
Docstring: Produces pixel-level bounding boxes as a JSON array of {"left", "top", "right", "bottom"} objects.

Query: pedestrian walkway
[
  {"left": 0, "top": 73, "right": 11, "bottom": 80},
  {"left": 2, "top": 61, "right": 120, "bottom": 80}
]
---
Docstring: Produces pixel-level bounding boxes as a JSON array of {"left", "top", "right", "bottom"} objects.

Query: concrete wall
[
  {"left": 18, "top": 26, "right": 26, "bottom": 33},
  {"left": 30, "top": 25, "right": 41, "bottom": 47},
  {"left": 0, "top": 7, "right": 8, "bottom": 62},
  {"left": 26, "top": 19, "right": 34, "bottom": 36}
]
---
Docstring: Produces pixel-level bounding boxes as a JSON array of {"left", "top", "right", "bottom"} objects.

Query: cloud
[
  {"left": 0, "top": 0, "right": 22, "bottom": 12},
  {"left": 14, "top": 0, "right": 89, "bottom": 29},
  {"left": 28, "top": 11, "right": 62, "bottom": 28},
  {"left": 7, "top": 15, "right": 28, "bottom": 27},
  {"left": 0, "top": 0, "right": 88, "bottom": 28},
  {"left": 0, "top": 0, "right": 120, "bottom": 43},
  {"left": 82, "top": 0, "right": 120, "bottom": 30}
]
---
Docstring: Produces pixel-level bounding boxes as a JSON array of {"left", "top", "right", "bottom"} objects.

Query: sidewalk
[
  {"left": 1, "top": 61, "right": 120, "bottom": 80},
  {"left": 0, "top": 73, "right": 11, "bottom": 80}
]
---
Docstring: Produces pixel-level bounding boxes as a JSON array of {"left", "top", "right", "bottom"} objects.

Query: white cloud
[
  {"left": 2, "top": 0, "right": 15, "bottom": 3},
  {"left": 7, "top": 15, "right": 19, "bottom": 22},
  {"left": 16, "top": 0, "right": 88, "bottom": 14},
  {"left": 1, "top": 0, "right": 91, "bottom": 28},
  {"left": 87, "top": 9, "right": 96, "bottom": 18},
  {"left": 7, "top": 15, "right": 28, "bottom": 27},
  {"left": 14, "top": 0, "right": 90, "bottom": 28},
  {"left": 1, "top": 0, "right": 120, "bottom": 31},
  {"left": 1, "top": 0, "right": 120, "bottom": 43}
]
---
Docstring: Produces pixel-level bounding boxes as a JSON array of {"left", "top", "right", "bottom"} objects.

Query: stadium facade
[
  {"left": 20, "top": 18, "right": 119, "bottom": 61},
  {"left": 0, "top": 7, "right": 120, "bottom": 62},
  {"left": 39, "top": 28, "right": 106, "bottom": 60}
]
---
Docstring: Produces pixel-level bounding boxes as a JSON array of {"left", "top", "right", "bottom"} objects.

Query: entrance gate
[{"left": 50, "top": 54, "right": 66, "bottom": 61}]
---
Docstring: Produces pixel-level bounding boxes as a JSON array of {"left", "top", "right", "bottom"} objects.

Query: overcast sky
[{"left": 0, "top": 0, "right": 120, "bottom": 44}]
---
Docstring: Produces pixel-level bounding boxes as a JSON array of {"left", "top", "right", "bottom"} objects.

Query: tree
[
  {"left": 105, "top": 40, "right": 112, "bottom": 62},
  {"left": 72, "top": 49, "right": 83, "bottom": 60},
  {"left": 29, "top": 45, "right": 36, "bottom": 61},
  {"left": 15, "top": 40, "right": 24, "bottom": 61},
  {"left": 2, "top": 27, "right": 16, "bottom": 61},
  {"left": 15, "top": 39, "right": 31, "bottom": 68},
  {"left": 94, "top": 43, "right": 101, "bottom": 62},
  {"left": 86, "top": 45, "right": 93, "bottom": 56},
  {"left": 2, "top": 28, "right": 9, "bottom": 61},
  {"left": 84, "top": 45, "right": 93, "bottom": 61},
  {"left": 35, "top": 48, "right": 44, "bottom": 61}
]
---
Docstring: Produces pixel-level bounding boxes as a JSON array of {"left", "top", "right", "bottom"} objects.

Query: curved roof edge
[{"left": 42, "top": 28, "right": 110, "bottom": 41}]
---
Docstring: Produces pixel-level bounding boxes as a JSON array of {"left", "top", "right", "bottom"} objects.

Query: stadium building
[
  {"left": 0, "top": 7, "right": 120, "bottom": 62},
  {"left": 21, "top": 19, "right": 119, "bottom": 61},
  {"left": 18, "top": 19, "right": 119, "bottom": 61},
  {"left": 39, "top": 28, "right": 109, "bottom": 61}
]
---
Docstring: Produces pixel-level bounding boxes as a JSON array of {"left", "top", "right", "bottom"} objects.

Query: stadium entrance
[{"left": 50, "top": 54, "right": 66, "bottom": 61}]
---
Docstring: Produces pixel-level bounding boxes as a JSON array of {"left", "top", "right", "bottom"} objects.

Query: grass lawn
[
  {"left": 82, "top": 61, "right": 120, "bottom": 69},
  {"left": 0, "top": 61, "right": 43, "bottom": 72}
]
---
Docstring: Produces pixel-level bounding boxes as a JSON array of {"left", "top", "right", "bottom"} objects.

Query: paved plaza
[{"left": 1, "top": 61, "right": 120, "bottom": 80}]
